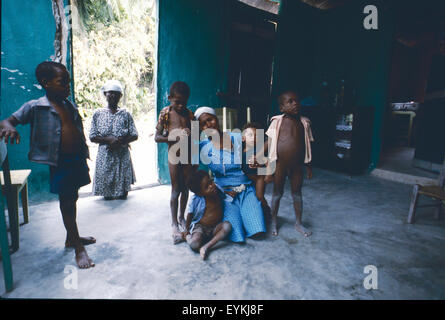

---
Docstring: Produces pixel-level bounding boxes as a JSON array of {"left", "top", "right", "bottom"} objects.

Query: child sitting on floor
[{"left": 182, "top": 170, "right": 231, "bottom": 260}]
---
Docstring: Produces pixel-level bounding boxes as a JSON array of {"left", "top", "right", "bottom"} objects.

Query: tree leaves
[{"left": 72, "top": 0, "right": 156, "bottom": 119}]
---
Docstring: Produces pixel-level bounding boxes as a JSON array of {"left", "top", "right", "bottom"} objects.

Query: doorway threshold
[
  {"left": 78, "top": 182, "right": 162, "bottom": 199},
  {"left": 370, "top": 168, "right": 436, "bottom": 185}
]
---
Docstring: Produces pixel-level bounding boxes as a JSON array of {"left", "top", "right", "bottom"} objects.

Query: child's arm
[
  {"left": 154, "top": 108, "right": 170, "bottom": 143},
  {"left": 181, "top": 212, "right": 194, "bottom": 240},
  {"left": 0, "top": 116, "right": 21, "bottom": 144},
  {"left": 247, "top": 137, "right": 269, "bottom": 168},
  {"left": 185, "top": 212, "right": 193, "bottom": 233},
  {"left": 304, "top": 118, "right": 314, "bottom": 179}
]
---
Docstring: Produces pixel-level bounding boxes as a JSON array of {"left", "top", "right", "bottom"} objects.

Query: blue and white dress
[{"left": 199, "top": 132, "right": 266, "bottom": 242}]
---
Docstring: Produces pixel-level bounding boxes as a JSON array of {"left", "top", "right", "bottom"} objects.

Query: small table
[{"left": 1, "top": 169, "right": 31, "bottom": 228}]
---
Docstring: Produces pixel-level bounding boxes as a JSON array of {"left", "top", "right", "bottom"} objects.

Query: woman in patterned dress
[{"left": 89, "top": 80, "right": 138, "bottom": 200}]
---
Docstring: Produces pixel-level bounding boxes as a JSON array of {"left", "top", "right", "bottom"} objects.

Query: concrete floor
[
  {"left": 374, "top": 147, "right": 438, "bottom": 184},
  {"left": 379, "top": 147, "right": 437, "bottom": 178},
  {"left": 1, "top": 168, "right": 445, "bottom": 299}
]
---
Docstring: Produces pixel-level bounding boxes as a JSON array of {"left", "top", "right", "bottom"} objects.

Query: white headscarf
[
  {"left": 101, "top": 80, "right": 123, "bottom": 93},
  {"left": 194, "top": 106, "right": 216, "bottom": 121}
]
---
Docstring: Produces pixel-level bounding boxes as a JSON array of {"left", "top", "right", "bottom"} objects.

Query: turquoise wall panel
[
  {"left": 1, "top": 0, "right": 57, "bottom": 190},
  {"left": 1, "top": 0, "right": 73, "bottom": 191},
  {"left": 156, "top": 0, "right": 229, "bottom": 183}
]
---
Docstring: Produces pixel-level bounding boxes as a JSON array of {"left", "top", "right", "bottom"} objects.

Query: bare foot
[
  {"left": 200, "top": 246, "right": 209, "bottom": 260},
  {"left": 75, "top": 249, "right": 95, "bottom": 269},
  {"left": 178, "top": 217, "right": 187, "bottom": 232},
  {"left": 295, "top": 224, "right": 312, "bottom": 237},
  {"left": 261, "top": 202, "right": 271, "bottom": 221},
  {"left": 65, "top": 236, "right": 96, "bottom": 248},
  {"left": 271, "top": 219, "right": 278, "bottom": 236},
  {"left": 172, "top": 226, "right": 184, "bottom": 244}
]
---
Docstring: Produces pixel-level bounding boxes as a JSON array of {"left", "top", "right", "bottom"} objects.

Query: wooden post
[
  {"left": 1, "top": 157, "right": 19, "bottom": 252},
  {"left": 407, "top": 184, "right": 420, "bottom": 224},
  {"left": 0, "top": 187, "right": 13, "bottom": 292},
  {"left": 21, "top": 182, "right": 29, "bottom": 224}
]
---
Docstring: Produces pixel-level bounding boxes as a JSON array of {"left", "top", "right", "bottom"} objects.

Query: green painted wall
[
  {"left": 273, "top": 0, "right": 395, "bottom": 170},
  {"left": 156, "top": 0, "right": 230, "bottom": 184},
  {"left": 1, "top": 0, "right": 73, "bottom": 191}
]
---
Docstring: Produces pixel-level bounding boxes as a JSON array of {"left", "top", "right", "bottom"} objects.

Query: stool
[{"left": 1, "top": 169, "right": 31, "bottom": 226}]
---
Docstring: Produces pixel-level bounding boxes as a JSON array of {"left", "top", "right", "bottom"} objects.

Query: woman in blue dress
[{"left": 194, "top": 107, "right": 266, "bottom": 243}]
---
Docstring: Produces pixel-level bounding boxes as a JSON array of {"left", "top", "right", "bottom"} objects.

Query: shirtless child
[
  {"left": 182, "top": 170, "right": 231, "bottom": 260},
  {"left": 155, "top": 81, "right": 195, "bottom": 244},
  {"left": 0, "top": 61, "right": 95, "bottom": 268},
  {"left": 266, "top": 91, "right": 314, "bottom": 237}
]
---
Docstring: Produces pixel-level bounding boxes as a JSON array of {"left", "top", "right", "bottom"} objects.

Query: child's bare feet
[
  {"left": 75, "top": 248, "right": 95, "bottom": 269},
  {"left": 65, "top": 236, "right": 96, "bottom": 248},
  {"left": 200, "top": 246, "right": 209, "bottom": 260},
  {"left": 178, "top": 217, "right": 187, "bottom": 231},
  {"left": 295, "top": 223, "right": 312, "bottom": 237},
  {"left": 172, "top": 226, "right": 184, "bottom": 244},
  {"left": 261, "top": 202, "right": 272, "bottom": 223},
  {"left": 271, "top": 218, "right": 278, "bottom": 236}
]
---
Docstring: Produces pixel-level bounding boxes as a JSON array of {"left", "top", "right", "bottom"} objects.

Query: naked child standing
[
  {"left": 154, "top": 81, "right": 195, "bottom": 244},
  {"left": 266, "top": 91, "right": 314, "bottom": 237}
]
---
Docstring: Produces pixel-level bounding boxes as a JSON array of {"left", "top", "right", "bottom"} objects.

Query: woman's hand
[
  {"left": 117, "top": 136, "right": 133, "bottom": 147},
  {"left": 224, "top": 190, "right": 237, "bottom": 198},
  {"left": 181, "top": 231, "right": 189, "bottom": 240},
  {"left": 106, "top": 136, "right": 121, "bottom": 150}
]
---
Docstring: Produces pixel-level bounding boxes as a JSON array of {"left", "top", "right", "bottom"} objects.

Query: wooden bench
[{"left": 1, "top": 169, "right": 31, "bottom": 226}]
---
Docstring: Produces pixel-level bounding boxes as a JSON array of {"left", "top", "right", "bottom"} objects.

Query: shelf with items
[
  {"left": 335, "top": 140, "right": 352, "bottom": 149},
  {"left": 336, "top": 124, "right": 353, "bottom": 131},
  {"left": 301, "top": 105, "right": 374, "bottom": 175},
  {"left": 334, "top": 112, "right": 354, "bottom": 162}
]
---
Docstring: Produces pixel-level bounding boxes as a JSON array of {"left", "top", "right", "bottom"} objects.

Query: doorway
[
  {"left": 220, "top": 1, "right": 278, "bottom": 129},
  {"left": 379, "top": 2, "right": 445, "bottom": 181},
  {"left": 69, "top": 0, "right": 159, "bottom": 193}
]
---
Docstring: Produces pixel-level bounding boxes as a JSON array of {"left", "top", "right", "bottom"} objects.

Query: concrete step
[{"left": 371, "top": 168, "right": 437, "bottom": 186}]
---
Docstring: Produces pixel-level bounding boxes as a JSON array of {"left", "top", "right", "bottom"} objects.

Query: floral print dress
[{"left": 89, "top": 108, "right": 138, "bottom": 197}]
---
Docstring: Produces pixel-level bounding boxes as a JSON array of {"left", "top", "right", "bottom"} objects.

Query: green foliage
[{"left": 72, "top": 0, "right": 156, "bottom": 119}]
